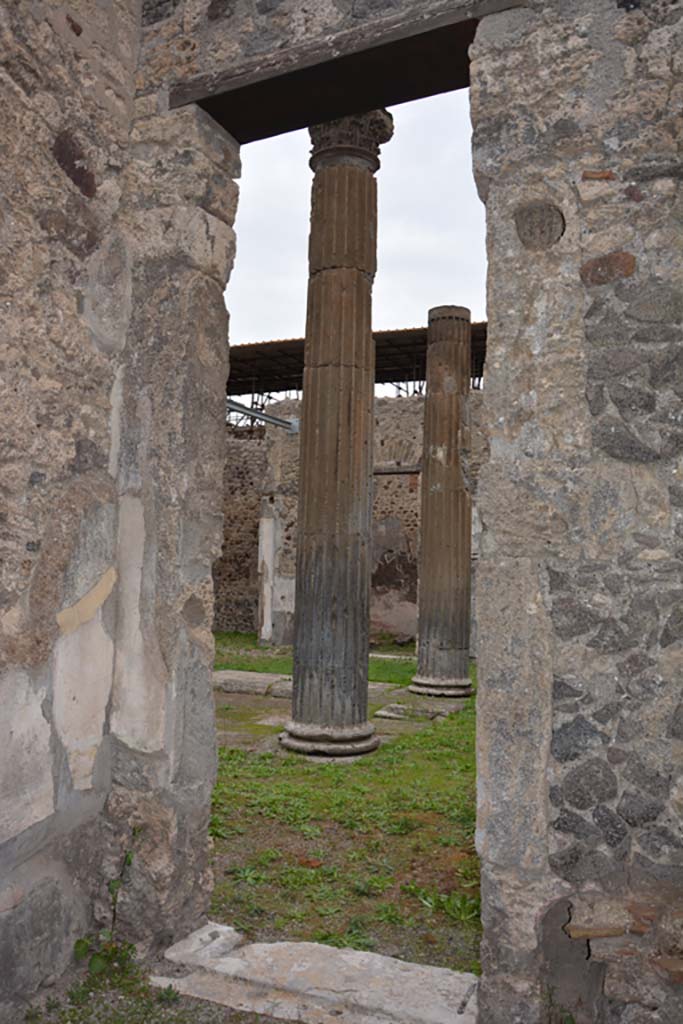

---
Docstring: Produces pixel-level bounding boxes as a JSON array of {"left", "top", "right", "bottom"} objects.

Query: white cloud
[{"left": 226, "top": 88, "right": 486, "bottom": 345}]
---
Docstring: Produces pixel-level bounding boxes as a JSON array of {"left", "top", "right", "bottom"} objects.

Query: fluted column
[
  {"left": 410, "top": 306, "right": 473, "bottom": 697},
  {"left": 280, "top": 110, "right": 393, "bottom": 756}
]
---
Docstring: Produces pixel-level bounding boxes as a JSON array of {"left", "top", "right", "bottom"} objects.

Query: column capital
[{"left": 309, "top": 109, "right": 394, "bottom": 173}]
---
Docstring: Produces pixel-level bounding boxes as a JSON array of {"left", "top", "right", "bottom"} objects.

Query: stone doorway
[{"left": 182, "top": 78, "right": 485, "bottom": 1017}]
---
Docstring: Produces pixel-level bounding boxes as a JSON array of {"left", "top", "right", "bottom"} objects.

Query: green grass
[
  {"left": 214, "top": 630, "right": 417, "bottom": 687},
  {"left": 210, "top": 686, "right": 480, "bottom": 972},
  {"left": 23, "top": 952, "right": 273, "bottom": 1023}
]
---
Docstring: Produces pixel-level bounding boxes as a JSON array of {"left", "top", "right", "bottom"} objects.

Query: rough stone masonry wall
[
  {"left": 0, "top": 2, "right": 241, "bottom": 1014},
  {"left": 0, "top": 2, "right": 141, "bottom": 1011},
  {"left": 213, "top": 426, "right": 268, "bottom": 633},
  {"left": 251, "top": 394, "right": 486, "bottom": 645},
  {"left": 257, "top": 397, "right": 426, "bottom": 644},
  {"left": 471, "top": 3, "right": 683, "bottom": 1022},
  {"left": 372, "top": 397, "right": 424, "bottom": 641}
]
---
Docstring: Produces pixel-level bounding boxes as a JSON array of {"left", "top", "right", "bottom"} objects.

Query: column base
[
  {"left": 409, "top": 675, "right": 473, "bottom": 698},
  {"left": 279, "top": 720, "right": 379, "bottom": 757}
]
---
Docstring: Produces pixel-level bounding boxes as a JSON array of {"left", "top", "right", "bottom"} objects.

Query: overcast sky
[{"left": 226, "top": 89, "right": 487, "bottom": 345}]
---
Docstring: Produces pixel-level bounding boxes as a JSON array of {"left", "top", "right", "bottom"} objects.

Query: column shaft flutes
[
  {"left": 281, "top": 110, "right": 393, "bottom": 756},
  {"left": 410, "top": 305, "right": 473, "bottom": 698}
]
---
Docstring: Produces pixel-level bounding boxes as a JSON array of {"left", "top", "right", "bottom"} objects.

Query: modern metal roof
[{"left": 227, "top": 323, "right": 487, "bottom": 397}]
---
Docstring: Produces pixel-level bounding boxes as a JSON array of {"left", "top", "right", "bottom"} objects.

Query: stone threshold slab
[{"left": 151, "top": 925, "right": 478, "bottom": 1024}]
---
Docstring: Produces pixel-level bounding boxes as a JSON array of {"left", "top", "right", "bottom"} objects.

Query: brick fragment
[
  {"left": 582, "top": 169, "right": 617, "bottom": 181},
  {"left": 580, "top": 251, "right": 636, "bottom": 286}
]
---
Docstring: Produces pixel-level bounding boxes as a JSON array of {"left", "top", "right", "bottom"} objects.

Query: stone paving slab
[
  {"left": 368, "top": 652, "right": 416, "bottom": 660},
  {"left": 153, "top": 930, "right": 478, "bottom": 1024},
  {"left": 375, "top": 702, "right": 445, "bottom": 721},
  {"left": 214, "top": 670, "right": 290, "bottom": 696},
  {"left": 165, "top": 923, "right": 245, "bottom": 967},
  {"left": 212, "top": 676, "right": 467, "bottom": 754},
  {"left": 214, "top": 670, "right": 397, "bottom": 703},
  {"left": 383, "top": 687, "right": 469, "bottom": 711}
]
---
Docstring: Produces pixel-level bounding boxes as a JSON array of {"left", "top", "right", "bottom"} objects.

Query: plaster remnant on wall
[
  {"left": 83, "top": 233, "right": 132, "bottom": 355},
  {"left": 53, "top": 615, "right": 114, "bottom": 789},
  {"left": 111, "top": 495, "right": 167, "bottom": 753},
  {"left": 258, "top": 512, "right": 275, "bottom": 644},
  {"left": 56, "top": 567, "right": 117, "bottom": 635},
  {"left": 0, "top": 670, "right": 54, "bottom": 843},
  {"left": 108, "top": 368, "right": 124, "bottom": 479}
]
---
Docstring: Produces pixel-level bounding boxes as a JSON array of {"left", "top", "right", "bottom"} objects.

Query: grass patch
[
  {"left": 210, "top": 688, "right": 480, "bottom": 973},
  {"left": 214, "top": 630, "right": 418, "bottom": 687},
  {"left": 23, "top": 948, "right": 273, "bottom": 1024}
]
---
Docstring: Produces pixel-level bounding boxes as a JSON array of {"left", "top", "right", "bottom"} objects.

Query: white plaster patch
[
  {"left": 53, "top": 615, "right": 114, "bottom": 789},
  {"left": 1, "top": 603, "right": 22, "bottom": 636},
  {"left": 257, "top": 514, "right": 275, "bottom": 643},
  {"left": 0, "top": 670, "right": 54, "bottom": 843},
  {"left": 108, "top": 366, "right": 124, "bottom": 478},
  {"left": 273, "top": 574, "right": 295, "bottom": 614},
  {"left": 429, "top": 443, "right": 448, "bottom": 465},
  {"left": 111, "top": 495, "right": 166, "bottom": 752}
]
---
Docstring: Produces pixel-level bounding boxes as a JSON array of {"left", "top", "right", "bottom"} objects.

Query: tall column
[
  {"left": 410, "top": 306, "right": 473, "bottom": 698},
  {"left": 280, "top": 110, "right": 393, "bottom": 756}
]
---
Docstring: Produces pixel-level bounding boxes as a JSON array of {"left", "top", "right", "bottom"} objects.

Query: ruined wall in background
[
  {"left": 228, "top": 397, "right": 427, "bottom": 645},
  {"left": 213, "top": 426, "right": 268, "bottom": 633},
  {"left": 243, "top": 397, "right": 427, "bottom": 645},
  {"left": 0, "top": 1, "right": 141, "bottom": 1011},
  {"left": 471, "top": 3, "right": 683, "bottom": 1021},
  {"left": 371, "top": 397, "right": 423, "bottom": 641},
  {"left": 219, "top": 394, "right": 486, "bottom": 646},
  {"left": 257, "top": 400, "right": 301, "bottom": 645}
]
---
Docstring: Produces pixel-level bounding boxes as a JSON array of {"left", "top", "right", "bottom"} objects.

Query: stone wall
[
  {"left": 213, "top": 426, "right": 268, "bottom": 633},
  {"left": 261, "top": 397, "right": 426, "bottom": 644},
  {"left": 246, "top": 394, "right": 486, "bottom": 646},
  {"left": 0, "top": 2, "right": 141, "bottom": 1012},
  {"left": 1, "top": 2, "right": 240, "bottom": 1014},
  {"left": 471, "top": 3, "right": 683, "bottom": 1022}
]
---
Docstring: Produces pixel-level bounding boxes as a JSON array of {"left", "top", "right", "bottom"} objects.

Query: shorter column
[{"left": 410, "top": 306, "right": 473, "bottom": 698}]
